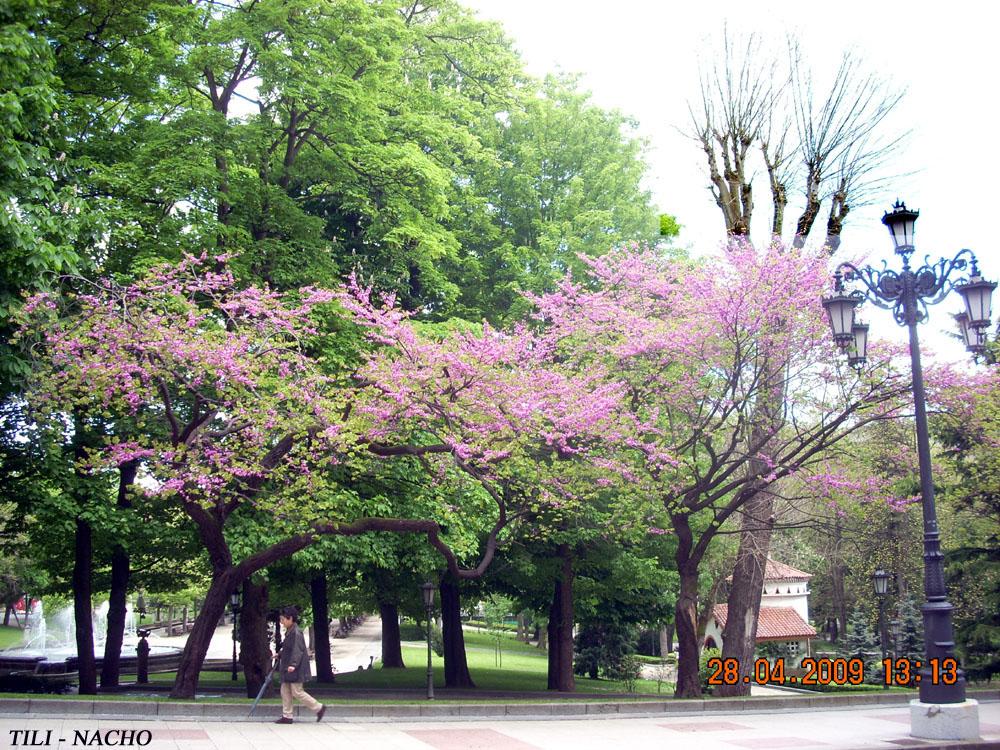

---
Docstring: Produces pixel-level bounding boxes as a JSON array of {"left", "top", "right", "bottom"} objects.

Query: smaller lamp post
[
  {"left": 229, "top": 591, "right": 241, "bottom": 682},
  {"left": 136, "top": 592, "right": 147, "bottom": 624},
  {"left": 420, "top": 581, "right": 436, "bottom": 700},
  {"left": 872, "top": 569, "right": 891, "bottom": 690}
]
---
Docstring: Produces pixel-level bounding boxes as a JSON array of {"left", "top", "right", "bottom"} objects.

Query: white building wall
[{"left": 760, "top": 578, "right": 810, "bottom": 623}]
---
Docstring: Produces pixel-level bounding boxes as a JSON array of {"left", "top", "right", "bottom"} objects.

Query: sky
[{"left": 461, "top": 0, "right": 999, "bottom": 362}]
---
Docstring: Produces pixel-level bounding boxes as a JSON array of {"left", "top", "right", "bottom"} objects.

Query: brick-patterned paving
[
  {"left": 153, "top": 729, "right": 210, "bottom": 740},
  {"left": 659, "top": 721, "right": 752, "bottom": 732},
  {"left": 405, "top": 728, "right": 540, "bottom": 750},
  {"left": 726, "top": 737, "right": 830, "bottom": 748}
]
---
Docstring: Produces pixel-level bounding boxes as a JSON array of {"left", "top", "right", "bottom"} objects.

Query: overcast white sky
[{"left": 462, "top": 0, "right": 998, "bottom": 361}]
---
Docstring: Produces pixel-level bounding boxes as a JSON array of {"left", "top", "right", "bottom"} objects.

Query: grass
[
  {"left": 458, "top": 629, "right": 546, "bottom": 655},
  {"left": 332, "top": 634, "right": 672, "bottom": 696},
  {"left": 0, "top": 626, "right": 25, "bottom": 650}
]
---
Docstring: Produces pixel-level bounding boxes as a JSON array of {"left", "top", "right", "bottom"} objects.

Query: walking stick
[{"left": 247, "top": 659, "right": 278, "bottom": 718}]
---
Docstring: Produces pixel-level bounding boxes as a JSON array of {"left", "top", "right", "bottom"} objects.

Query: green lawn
[
  {"left": 0, "top": 626, "right": 25, "bottom": 650},
  {"left": 456, "top": 629, "right": 548, "bottom": 655},
  {"left": 332, "top": 632, "right": 673, "bottom": 696}
]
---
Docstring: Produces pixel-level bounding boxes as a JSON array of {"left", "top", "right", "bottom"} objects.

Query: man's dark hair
[{"left": 280, "top": 605, "right": 300, "bottom": 622}]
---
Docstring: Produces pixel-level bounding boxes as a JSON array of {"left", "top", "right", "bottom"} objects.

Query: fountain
[{"left": 0, "top": 599, "right": 182, "bottom": 683}]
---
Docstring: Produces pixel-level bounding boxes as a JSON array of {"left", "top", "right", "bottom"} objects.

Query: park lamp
[
  {"left": 872, "top": 569, "right": 891, "bottom": 597},
  {"left": 421, "top": 581, "right": 436, "bottom": 610},
  {"left": 847, "top": 322, "right": 869, "bottom": 369},
  {"left": 882, "top": 200, "right": 919, "bottom": 256},
  {"left": 821, "top": 272, "right": 859, "bottom": 349},
  {"left": 954, "top": 312, "right": 987, "bottom": 356},
  {"left": 954, "top": 267, "right": 996, "bottom": 329},
  {"left": 229, "top": 591, "right": 241, "bottom": 613}
]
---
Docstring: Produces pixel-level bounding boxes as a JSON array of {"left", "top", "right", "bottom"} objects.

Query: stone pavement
[
  {"left": 1, "top": 700, "right": 999, "bottom": 749},
  {"left": 155, "top": 615, "right": 383, "bottom": 676}
]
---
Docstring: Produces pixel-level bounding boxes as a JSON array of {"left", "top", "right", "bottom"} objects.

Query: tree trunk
[
  {"left": 100, "top": 545, "right": 129, "bottom": 689},
  {"left": 674, "top": 560, "right": 702, "bottom": 698},
  {"left": 101, "top": 460, "right": 138, "bottom": 688},
  {"left": 240, "top": 579, "right": 271, "bottom": 698},
  {"left": 547, "top": 585, "right": 560, "bottom": 690},
  {"left": 716, "top": 344, "right": 784, "bottom": 697},
  {"left": 716, "top": 492, "right": 775, "bottom": 697},
  {"left": 537, "top": 619, "right": 547, "bottom": 651},
  {"left": 547, "top": 545, "right": 575, "bottom": 692},
  {"left": 659, "top": 624, "right": 672, "bottom": 657},
  {"left": 379, "top": 601, "right": 405, "bottom": 669},
  {"left": 170, "top": 571, "right": 238, "bottom": 698},
  {"left": 73, "top": 516, "right": 97, "bottom": 695},
  {"left": 829, "top": 519, "right": 847, "bottom": 641},
  {"left": 310, "top": 574, "right": 334, "bottom": 682},
  {"left": 439, "top": 577, "right": 474, "bottom": 688}
]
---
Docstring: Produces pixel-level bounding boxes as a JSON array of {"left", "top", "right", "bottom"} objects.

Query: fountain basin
[{"left": 0, "top": 643, "right": 183, "bottom": 678}]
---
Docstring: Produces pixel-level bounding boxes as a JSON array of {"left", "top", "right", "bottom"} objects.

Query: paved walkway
[
  {"left": 155, "top": 616, "right": 383, "bottom": 675},
  {"left": 2, "top": 700, "right": 999, "bottom": 749}
]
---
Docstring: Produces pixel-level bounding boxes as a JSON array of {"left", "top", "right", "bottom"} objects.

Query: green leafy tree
[
  {"left": 447, "top": 73, "right": 660, "bottom": 322},
  {"left": 844, "top": 607, "right": 879, "bottom": 662},
  {"left": 0, "top": 0, "right": 84, "bottom": 391}
]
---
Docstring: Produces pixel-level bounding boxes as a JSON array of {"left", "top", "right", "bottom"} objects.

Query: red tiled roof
[
  {"left": 763, "top": 558, "right": 812, "bottom": 581},
  {"left": 725, "top": 558, "right": 812, "bottom": 583},
  {"left": 712, "top": 605, "right": 817, "bottom": 641}
]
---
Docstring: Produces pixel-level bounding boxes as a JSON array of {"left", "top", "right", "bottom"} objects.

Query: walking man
[{"left": 275, "top": 606, "right": 325, "bottom": 724}]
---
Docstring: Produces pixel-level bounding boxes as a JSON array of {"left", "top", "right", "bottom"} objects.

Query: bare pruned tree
[
  {"left": 689, "top": 31, "right": 783, "bottom": 237},
  {"left": 689, "top": 31, "right": 906, "bottom": 252},
  {"left": 789, "top": 44, "right": 907, "bottom": 250},
  {"left": 686, "top": 29, "right": 907, "bottom": 698}
]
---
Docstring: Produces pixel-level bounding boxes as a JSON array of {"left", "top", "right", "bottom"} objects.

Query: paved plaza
[{"left": 2, "top": 701, "right": 999, "bottom": 750}]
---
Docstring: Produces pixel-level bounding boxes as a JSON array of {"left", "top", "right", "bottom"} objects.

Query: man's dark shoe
[
  {"left": 316, "top": 705, "right": 326, "bottom": 722},
  {"left": 274, "top": 717, "right": 293, "bottom": 724}
]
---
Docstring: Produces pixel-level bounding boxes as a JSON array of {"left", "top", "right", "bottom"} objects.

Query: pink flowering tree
[
  {"left": 19, "top": 255, "right": 622, "bottom": 698},
  {"left": 18, "top": 254, "right": 365, "bottom": 696},
  {"left": 340, "top": 278, "right": 632, "bottom": 691},
  {"left": 527, "top": 239, "right": 920, "bottom": 697}
]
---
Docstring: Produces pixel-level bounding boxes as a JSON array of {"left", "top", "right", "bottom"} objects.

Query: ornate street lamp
[
  {"left": 821, "top": 201, "right": 994, "bottom": 731},
  {"left": 229, "top": 591, "right": 242, "bottom": 682},
  {"left": 420, "top": 581, "right": 436, "bottom": 700}
]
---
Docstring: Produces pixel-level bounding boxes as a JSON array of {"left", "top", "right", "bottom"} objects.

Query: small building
[{"left": 703, "top": 558, "right": 817, "bottom": 658}]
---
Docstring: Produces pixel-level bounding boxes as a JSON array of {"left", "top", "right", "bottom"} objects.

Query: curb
[{"left": 1, "top": 690, "right": 996, "bottom": 723}]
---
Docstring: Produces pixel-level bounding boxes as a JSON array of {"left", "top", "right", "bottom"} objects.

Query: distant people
[{"left": 274, "top": 606, "right": 325, "bottom": 724}]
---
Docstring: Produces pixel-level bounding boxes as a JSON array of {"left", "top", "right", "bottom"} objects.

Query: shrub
[{"left": 700, "top": 647, "right": 722, "bottom": 694}]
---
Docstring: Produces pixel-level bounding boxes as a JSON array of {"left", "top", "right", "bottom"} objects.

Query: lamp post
[
  {"left": 872, "top": 569, "right": 890, "bottom": 690},
  {"left": 821, "top": 201, "right": 995, "bottom": 712},
  {"left": 420, "top": 581, "right": 436, "bottom": 700},
  {"left": 229, "top": 591, "right": 241, "bottom": 682}
]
